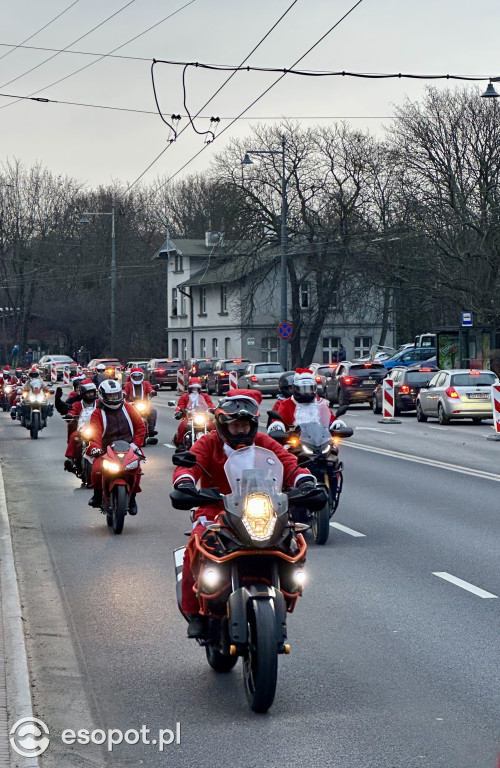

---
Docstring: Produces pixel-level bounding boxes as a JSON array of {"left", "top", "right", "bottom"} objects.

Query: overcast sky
[{"left": 1, "top": 0, "right": 499, "bottom": 195}]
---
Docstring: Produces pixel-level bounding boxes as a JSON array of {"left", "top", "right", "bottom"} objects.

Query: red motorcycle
[{"left": 99, "top": 440, "right": 145, "bottom": 534}]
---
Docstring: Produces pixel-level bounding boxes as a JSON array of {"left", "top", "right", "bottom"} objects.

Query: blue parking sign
[{"left": 461, "top": 311, "right": 473, "bottom": 326}]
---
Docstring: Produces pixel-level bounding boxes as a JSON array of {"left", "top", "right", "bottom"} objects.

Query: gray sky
[{"left": 1, "top": 0, "right": 499, "bottom": 194}]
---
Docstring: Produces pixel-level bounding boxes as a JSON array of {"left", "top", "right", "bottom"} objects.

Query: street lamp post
[
  {"left": 242, "top": 134, "right": 288, "bottom": 369},
  {"left": 80, "top": 197, "right": 116, "bottom": 355}
]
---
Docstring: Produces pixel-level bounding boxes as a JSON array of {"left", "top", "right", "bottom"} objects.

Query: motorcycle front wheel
[
  {"left": 111, "top": 484, "right": 127, "bottom": 534},
  {"left": 243, "top": 599, "right": 278, "bottom": 713},
  {"left": 30, "top": 412, "right": 40, "bottom": 440},
  {"left": 311, "top": 501, "right": 330, "bottom": 545},
  {"left": 206, "top": 644, "right": 238, "bottom": 673}
]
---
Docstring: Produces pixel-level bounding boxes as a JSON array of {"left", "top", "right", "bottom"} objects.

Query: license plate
[
  {"left": 264, "top": 379, "right": 276, "bottom": 384},
  {"left": 468, "top": 392, "right": 489, "bottom": 399},
  {"left": 363, "top": 378, "right": 375, "bottom": 385}
]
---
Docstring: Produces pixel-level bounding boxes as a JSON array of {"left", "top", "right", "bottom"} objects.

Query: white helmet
[
  {"left": 98, "top": 379, "right": 123, "bottom": 409},
  {"left": 96, "top": 363, "right": 106, "bottom": 372}
]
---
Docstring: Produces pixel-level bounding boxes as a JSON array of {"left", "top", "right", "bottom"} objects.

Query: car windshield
[
  {"left": 158, "top": 361, "right": 180, "bottom": 369},
  {"left": 406, "top": 371, "right": 437, "bottom": 385},
  {"left": 226, "top": 361, "right": 249, "bottom": 372},
  {"left": 254, "top": 364, "right": 283, "bottom": 374},
  {"left": 317, "top": 366, "right": 337, "bottom": 377},
  {"left": 195, "top": 361, "right": 213, "bottom": 373},
  {"left": 350, "top": 364, "right": 386, "bottom": 374},
  {"left": 51, "top": 356, "right": 74, "bottom": 363},
  {"left": 451, "top": 372, "right": 497, "bottom": 387}
]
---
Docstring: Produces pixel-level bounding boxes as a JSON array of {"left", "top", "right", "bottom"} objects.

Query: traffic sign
[
  {"left": 277, "top": 321, "right": 293, "bottom": 339},
  {"left": 462, "top": 311, "right": 473, "bottom": 327}
]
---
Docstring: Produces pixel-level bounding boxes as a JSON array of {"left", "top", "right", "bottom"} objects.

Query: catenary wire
[{"left": 0, "top": 1, "right": 82, "bottom": 63}]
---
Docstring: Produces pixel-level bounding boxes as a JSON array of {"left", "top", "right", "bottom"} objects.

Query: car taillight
[
  {"left": 445, "top": 386, "right": 459, "bottom": 399},
  {"left": 315, "top": 376, "right": 322, "bottom": 382},
  {"left": 250, "top": 375, "right": 258, "bottom": 382},
  {"left": 343, "top": 377, "right": 353, "bottom": 384},
  {"left": 400, "top": 385, "right": 410, "bottom": 394},
  {"left": 220, "top": 372, "right": 229, "bottom": 377},
  {"left": 469, "top": 369, "right": 480, "bottom": 376},
  {"left": 156, "top": 368, "right": 165, "bottom": 373}
]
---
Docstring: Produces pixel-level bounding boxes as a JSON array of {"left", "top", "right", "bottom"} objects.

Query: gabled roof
[{"left": 179, "top": 250, "right": 279, "bottom": 287}]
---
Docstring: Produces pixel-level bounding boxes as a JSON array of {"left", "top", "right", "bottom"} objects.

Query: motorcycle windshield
[
  {"left": 294, "top": 400, "right": 332, "bottom": 448},
  {"left": 187, "top": 401, "right": 209, "bottom": 413},
  {"left": 223, "top": 446, "right": 286, "bottom": 517}
]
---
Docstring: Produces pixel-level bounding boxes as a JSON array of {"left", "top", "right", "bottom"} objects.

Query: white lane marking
[
  {"left": 330, "top": 522, "right": 366, "bottom": 537},
  {"left": 345, "top": 441, "right": 500, "bottom": 482},
  {"left": 356, "top": 426, "right": 396, "bottom": 434},
  {"left": 433, "top": 572, "right": 497, "bottom": 598},
  {"left": 163, "top": 443, "right": 176, "bottom": 449}
]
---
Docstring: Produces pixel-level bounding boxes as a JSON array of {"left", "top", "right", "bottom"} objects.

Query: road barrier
[
  {"left": 488, "top": 384, "right": 500, "bottom": 441},
  {"left": 378, "top": 377, "right": 401, "bottom": 424},
  {"left": 63, "top": 365, "right": 70, "bottom": 386},
  {"left": 229, "top": 371, "right": 238, "bottom": 389},
  {"left": 177, "top": 369, "right": 185, "bottom": 394},
  {"left": 51, "top": 364, "right": 57, "bottom": 383}
]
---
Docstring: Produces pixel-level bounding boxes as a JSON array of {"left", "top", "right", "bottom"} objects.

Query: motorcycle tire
[
  {"left": 30, "top": 413, "right": 40, "bottom": 440},
  {"left": 243, "top": 599, "right": 278, "bottom": 713},
  {"left": 205, "top": 644, "right": 238, "bottom": 673},
  {"left": 83, "top": 460, "right": 92, "bottom": 488},
  {"left": 311, "top": 501, "right": 330, "bottom": 545},
  {"left": 111, "top": 485, "right": 127, "bottom": 535}
]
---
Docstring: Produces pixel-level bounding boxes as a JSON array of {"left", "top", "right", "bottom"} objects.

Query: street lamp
[
  {"left": 242, "top": 134, "right": 288, "bottom": 369},
  {"left": 79, "top": 197, "right": 116, "bottom": 355}
]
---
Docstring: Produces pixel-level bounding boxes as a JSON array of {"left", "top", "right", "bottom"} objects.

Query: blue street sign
[
  {"left": 462, "top": 311, "right": 473, "bottom": 327},
  {"left": 277, "top": 321, "right": 293, "bottom": 339}
]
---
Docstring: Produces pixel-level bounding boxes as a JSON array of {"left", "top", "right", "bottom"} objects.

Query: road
[{"left": 2, "top": 393, "right": 500, "bottom": 767}]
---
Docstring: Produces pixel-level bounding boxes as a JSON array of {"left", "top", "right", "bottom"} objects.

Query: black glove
[
  {"left": 150, "top": 391, "right": 157, "bottom": 397},
  {"left": 174, "top": 411, "right": 184, "bottom": 420},
  {"left": 175, "top": 480, "right": 197, "bottom": 493},
  {"left": 296, "top": 476, "right": 317, "bottom": 489},
  {"left": 55, "top": 387, "right": 63, "bottom": 400},
  {"left": 90, "top": 447, "right": 104, "bottom": 457}
]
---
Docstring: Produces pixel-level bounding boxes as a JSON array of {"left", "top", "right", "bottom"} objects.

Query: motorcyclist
[
  {"left": 123, "top": 367, "right": 158, "bottom": 440},
  {"left": 91, "top": 363, "right": 109, "bottom": 387},
  {"left": 55, "top": 373, "right": 86, "bottom": 416},
  {"left": 173, "top": 377, "right": 215, "bottom": 448},
  {"left": 63, "top": 379, "right": 98, "bottom": 473},
  {"left": 18, "top": 367, "right": 53, "bottom": 425},
  {"left": 87, "top": 379, "right": 146, "bottom": 513},
  {"left": 172, "top": 388, "right": 318, "bottom": 638},
  {"left": 267, "top": 368, "right": 346, "bottom": 437}
]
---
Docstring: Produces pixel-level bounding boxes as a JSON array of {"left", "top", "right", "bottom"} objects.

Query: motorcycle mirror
[
  {"left": 167, "top": 400, "right": 176, "bottom": 406},
  {"left": 335, "top": 405, "right": 348, "bottom": 417},
  {"left": 268, "top": 410, "right": 285, "bottom": 422},
  {"left": 171, "top": 451, "right": 197, "bottom": 467},
  {"left": 333, "top": 427, "right": 353, "bottom": 439}
]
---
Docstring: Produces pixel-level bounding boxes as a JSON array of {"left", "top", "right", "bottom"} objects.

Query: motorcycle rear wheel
[
  {"left": 30, "top": 413, "right": 40, "bottom": 440},
  {"left": 243, "top": 599, "right": 278, "bottom": 713},
  {"left": 311, "top": 501, "right": 330, "bottom": 545},
  {"left": 111, "top": 485, "right": 127, "bottom": 534},
  {"left": 206, "top": 644, "right": 238, "bottom": 673}
]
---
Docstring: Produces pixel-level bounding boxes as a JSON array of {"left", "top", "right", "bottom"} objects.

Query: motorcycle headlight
[
  {"left": 242, "top": 493, "right": 276, "bottom": 541},
  {"left": 125, "top": 459, "right": 139, "bottom": 470},
  {"left": 5, "top": 385, "right": 12, "bottom": 394},
  {"left": 294, "top": 569, "right": 307, "bottom": 587},
  {"left": 321, "top": 444, "right": 331, "bottom": 454},
  {"left": 36, "top": 394, "right": 45, "bottom": 403},
  {"left": 200, "top": 567, "right": 221, "bottom": 590},
  {"left": 302, "top": 445, "right": 313, "bottom": 455},
  {"left": 193, "top": 414, "right": 206, "bottom": 426},
  {"left": 135, "top": 401, "right": 147, "bottom": 413},
  {"left": 29, "top": 394, "right": 36, "bottom": 402},
  {"left": 102, "top": 459, "right": 120, "bottom": 472},
  {"left": 81, "top": 426, "right": 92, "bottom": 439}
]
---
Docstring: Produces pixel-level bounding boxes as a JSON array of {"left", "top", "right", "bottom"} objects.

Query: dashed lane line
[
  {"left": 330, "top": 522, "right": 366, "bottom": 537},
  {"left": 433, "top": 572, "right": 498, "bottom": 598}
]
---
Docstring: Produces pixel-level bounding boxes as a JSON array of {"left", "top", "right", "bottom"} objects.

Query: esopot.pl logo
[{"left": 10, "top": 717, "right": 50, "bottom": 757}]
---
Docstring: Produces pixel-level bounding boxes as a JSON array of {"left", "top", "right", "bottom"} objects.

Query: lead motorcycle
[
  {"left": 170, "top": 446, "right": 325, "bottom": 713},
  {"left": 19, "top": 382, "right": 53, "bottom": 439},
  {"left": 268, "top": 403, "right": 353, "bottom": 545}
]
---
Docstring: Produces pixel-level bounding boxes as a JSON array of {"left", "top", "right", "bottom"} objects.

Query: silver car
[
  {"left": 416, "top": 368, "right": 499, "bottom": 424},
  {"left": 238, "top": 362, "right": 284, "bottom": 396}
]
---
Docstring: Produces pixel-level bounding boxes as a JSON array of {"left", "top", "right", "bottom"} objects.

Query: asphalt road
[{"left": 2, "top": 393, "right": 500, "bottom": 768}]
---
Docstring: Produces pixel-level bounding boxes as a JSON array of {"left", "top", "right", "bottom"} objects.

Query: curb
[{"left": 0, "top": 461, "right": 40, "bottom": 768}]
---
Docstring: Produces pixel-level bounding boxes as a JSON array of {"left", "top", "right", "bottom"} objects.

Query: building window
[
  {"left": 262, "top": 337, "right": 278, "bottom": 362},
  {"left": 172, "top": 338, "right": 179, "bottom": 357},
  {"left": 171, "top": 288, "right": 178, "bottom": 316},
  {"left": 220, "top": 284, "right": 227, "bottom": 314},
  {"left": 200, "top": 338, "right": 206, "bottom": 357},
  {"left": 224, "top": 337, "right": 231, "bottom": 357},
  {"left": 181, "top": 339, "right": 188, "bottom": 359},
  {"left": 354, "top": 336, "right": 372, "bottom": 358},
  {"left": 212, "top": 338, "right": 218, "bottom": 358},
  {"left": 322, "top": 336, "right": 341, "bottom": 364},
  {"left": 199, "top": 286, "right": 206, "bottom": 315},
  {"left": 300, "top": 282, "right": 309, "bottom": 309},
  {"left": 180, "top": 291, "right": 187, "bottom": 316},
  {"left": 174, "top": 252, "right": 183, "bottom": 273}
]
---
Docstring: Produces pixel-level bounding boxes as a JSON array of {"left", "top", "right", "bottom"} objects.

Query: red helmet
[{"left": 188, "top": 377, "right": 202, "bottom": 391}]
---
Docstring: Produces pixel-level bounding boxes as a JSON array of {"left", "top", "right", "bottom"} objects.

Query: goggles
[{"left": 217, "top": 398, "right": 259, "bottom": 421}]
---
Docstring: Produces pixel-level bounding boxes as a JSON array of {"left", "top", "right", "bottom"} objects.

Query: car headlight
[
  {"left": 193, "top": 414, "right": 206, "bottom": 426},
  {"left": 242, "top": 493, "right": 276, "bottom": 541},
  {"left": 102, "top": 459, "right": 120, "bottom": 472},
  {"left": 125, "top": 459, "right": 139, "bottom": 470}
]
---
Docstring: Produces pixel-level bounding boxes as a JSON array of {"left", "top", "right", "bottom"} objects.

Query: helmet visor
[{"left": 217, "top": 398, "right": 259, "bottom": 422}]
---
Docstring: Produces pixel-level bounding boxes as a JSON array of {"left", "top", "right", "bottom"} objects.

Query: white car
[
  {"left": 38, "top": 355, "right": 78, "bottom": 381},
  {"left": 416, "top": 368, "right": 499, "bottom": 424}
]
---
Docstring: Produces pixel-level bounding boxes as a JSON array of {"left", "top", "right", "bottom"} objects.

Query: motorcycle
[
  {"left": 169, "top": 400, "right": 214, "bottom": 450},
  {"left": 19, "top": 385, "right": 53, "bottom": 439},
  {"left": 170, "top": 446, "right": 325, "bottom": 713},
  {"left": 97, "top": 440, "right": 145, "bottom": 534},
  {"left": 132, "top": 390, "right": 159, "bottom": 445},
  {"left": 2, "top": 383, "right": 13, "bottom": 412},
  {"left": 74, "top": 407, "right": 96, "bottom": 486},
  {"left": 268, "top": 403, "right": 353, "bottom": 545}
]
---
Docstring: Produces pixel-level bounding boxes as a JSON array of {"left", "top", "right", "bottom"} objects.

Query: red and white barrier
[
  {"left": 490, "top": 385, "right": 500, "bottom": 434},
  {"left": 76, "top": 365, "right": 83, "bottom": 375},
  {"left": 63, "top": 365, "right": 70, "bottom": 385},
  {"left": 51, "top": 364, "right": 57, "bottom": 383},
  {"left": 382, "top": 377, "right": 394, "bottom": 418},
  {"left": 229, "top": 371, "right": 238, "bottom": 389},
  {"left": 177, "top": 369, "right": 185, "bottom": 394}
]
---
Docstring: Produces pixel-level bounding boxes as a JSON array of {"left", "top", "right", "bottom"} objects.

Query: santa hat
[
  {"left": 188, "top": 377, "right": 202, "bottom": 387},
  {"left": 71, "top": 373, "right": 86, "bottom": 382},
  {"left": 130, "top": 367, "right": 143, "bottom": 374},
  {"left": 293, "top": 368, "right": 315, "bottom": 385},
  {"left": 4, "top": 365, "right": 9, "bottom": 371},
  {"left": 225, "top": 388, "right": 262, "bottom": 407}
]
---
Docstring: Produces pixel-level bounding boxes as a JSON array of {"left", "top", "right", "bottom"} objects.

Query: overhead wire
[{"left": 0, "top": 1, "right": 82, "bottom": 63}]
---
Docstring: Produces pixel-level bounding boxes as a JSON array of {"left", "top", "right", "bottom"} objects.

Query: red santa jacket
[
  {"left": 89, "top": 401, "right": 146, "bottom": 452},
  {"left": 67, "top": 400, "right": 97, "bottom": 419},
  {"left": 271, "top": 395, "right": 336, "bottom": 429},
  {"left": 172, "top": 430, "right": 311, "bottom": 522},
  {"left": 123, "top": 380, "right": 156, "bottom": 401},
  {"left": 175, "top": 391, "right": 214, "bottom": 413}
]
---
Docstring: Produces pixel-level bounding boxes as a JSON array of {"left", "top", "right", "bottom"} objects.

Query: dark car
[
  {"left": 326, "top": 360, "right": 387, "bottom": 406},
  {"left": 206, "top": 358, "right": 251, "bottom": 396},
  {"left": 183, "top": 358, "right": 218, "bottom": 390},
  {"left": 146, "top": 358, "right": 183, "bottom": 389},
  {"left": 371, "top": 365, "right": 440, "bottom": 415}
]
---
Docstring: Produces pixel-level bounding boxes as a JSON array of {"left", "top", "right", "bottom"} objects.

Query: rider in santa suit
[
  {"left": 123, "top": 367, "right": 158, "bottom": 439},
  {"left": 267, "top": 368, "right": 346, "bottom": 435},
  {"left": 174, "top": 377, "right": 215, "bottom": 446}
]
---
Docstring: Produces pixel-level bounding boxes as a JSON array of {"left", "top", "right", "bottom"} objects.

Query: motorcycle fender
[
  {"left": 107, "top": 478, "right": 129, "bottom": 494},
  {"left": 228, "top": 586, "right": 287, "bottom": 646}
]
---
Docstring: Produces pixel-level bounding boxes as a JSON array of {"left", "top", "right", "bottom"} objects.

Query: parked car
[
  {"left": 371, "top": 365, "right": 440, "bottom": 415},
  {"left": 183, "top": 358, "right": 218, "bottom": 390},
  {"left": 38, "top": 354, "right": 78, "bottom": 381},
  {"left": 416, "top": 368, "right": 499, "bottom": 424},
  {"left": 206, "top": 358, "right": 251, "bottom": 396},
  {"left": 382, "top": 347, "right": 436, "bottom": 370},
  {"left": 146, "top": 358, "right": 183, "bottom": 389},
  {"left": 86, "top": 358, "right": 122, "bottom": 379},
  {"left": 309, "top": 363, "right": 339, "bottom": 397},
  {"left": 121, "top": 360, "right": 149, "bottom": 385},
  {"left": 326, "top": 360, "right": 387, "bottom": 406},
  {"left": 237, "top": 362, "right": 284, "bottom": 396}
]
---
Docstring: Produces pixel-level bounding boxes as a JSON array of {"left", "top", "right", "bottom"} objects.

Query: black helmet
[
  {"left": 80, "top": 380, "right": 97, "bottom": 404},
  {"left": 214, "top": 390, "right": 261, "bottom": 449},
  {"left": 71, "top": 373, "right": 86, "bottom": 392},
  {"left": 98, "top": 379, "right": 123, "bottom": 409},
  {"left": 278, "top": 371, "right": 295, "bottom": 399},
  {"left": 292, "top": 369, "right": 317, "bottom": 404},
  {"left": 28, "top": 369, "right": 39, "bottom": 379}
]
